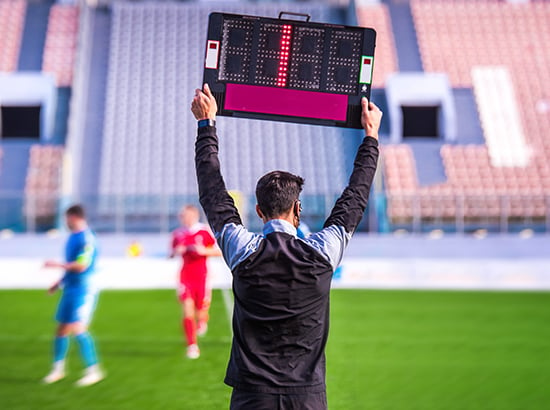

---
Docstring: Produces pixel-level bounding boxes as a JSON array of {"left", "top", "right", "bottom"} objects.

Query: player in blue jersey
[{"left": 42, "top": 204, "right": 105, "bottom": 386}]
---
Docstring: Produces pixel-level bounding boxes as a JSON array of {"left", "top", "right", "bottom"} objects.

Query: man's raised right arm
[
  {"left": 192, "top": 84, "right": 261, "bottom": 270},
  {"left": 192, "top": 84, "right": 241, "bottom": 233}
]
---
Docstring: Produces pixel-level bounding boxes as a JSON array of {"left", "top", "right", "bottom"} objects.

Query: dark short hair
[
  {"left": 66, "top": 204, "right": 86, "bottom": 219},
  {"left": 255, "top": 171, "right": 304, "bottom": 219}
]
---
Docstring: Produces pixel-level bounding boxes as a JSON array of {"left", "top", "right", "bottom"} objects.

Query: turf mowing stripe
[{"left": 0, "top": 334, "right": 232, "bottom": 343}]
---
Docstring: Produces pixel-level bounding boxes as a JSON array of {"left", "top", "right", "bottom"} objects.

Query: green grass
[{"left": 1, "top": 290, "right": 549, "bottom": 409}]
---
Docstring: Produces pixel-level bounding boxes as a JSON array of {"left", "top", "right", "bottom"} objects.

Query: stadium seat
[
  {"left": 24, "top": 145, "right": 64, "bottom": 219},
  {"left": 42, "top": 4, "right": 80, "bottom": 87},
  {"left": 0, "top": 0, "right": 26, "bottom": 72},
  {"left": 355, "top": 3, "right": 399, "bottom": 85}
]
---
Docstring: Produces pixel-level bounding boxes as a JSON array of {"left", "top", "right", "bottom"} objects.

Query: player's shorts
[
  {"left": 55, "top": 288, "right": 98, "bottom": 325},
  {"left": 177, "top": 282, "right": 211, "bottom": 310},
  {"left": 230, "top": 389, "right": 327, "bottom": 410}
]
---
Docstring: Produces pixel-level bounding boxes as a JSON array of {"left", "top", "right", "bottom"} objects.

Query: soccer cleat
[
  {"left": 186, "top": 344, "right": 200, "bottom": 359},
  {"left": 197, "top": 322, "right": 208, "bottom": 337},
  {"left": 42, "top": 368, "right": 65, "bottom": 384},
  {"left": 75, "top": 365, "right": 105, "bottom": 387}
]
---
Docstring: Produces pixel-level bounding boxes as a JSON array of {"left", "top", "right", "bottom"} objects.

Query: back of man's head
[
  {"left": 65, "top": 204, "right": 87, "bottom": 232},
  {"left": 255, "top": 171, "right": 304, "bottom": 219},
  {"left": 66, "top": 204, "right": 86, "bottom": 219}
]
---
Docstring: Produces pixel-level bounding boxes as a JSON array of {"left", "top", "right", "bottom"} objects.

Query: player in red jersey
[{"left": 170, "top": 204, "right": 221, "bottom": 359}]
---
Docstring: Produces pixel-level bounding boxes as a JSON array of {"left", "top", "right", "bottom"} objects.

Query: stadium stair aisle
[
  {"left": 78, "top": 7, "right": 111, "bottom": 197},
  {"left": 52, "top": 87, "right": 72, "bottom": 145},
  {"left": 451, "top": 88, "right": 484, "bottom": 145},
  {"left": 17, "top": 0, "right": 52, "bottom": 71},
  {"left": 386, "top": 0, "right": 423, "bottom": 72},
  {"left": 409, "top": 141, "right": 446, "bottom": 186},
  {"left": 0, "top": 143, "right": 31, "bottom": 192},
  {"left": 0, "top": 143, "right": 31, "bottom": 230}
]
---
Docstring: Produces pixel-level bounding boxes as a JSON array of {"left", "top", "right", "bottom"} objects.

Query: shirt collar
[{"left": 262, "top": 219, "right": 297, "bottom": 237}]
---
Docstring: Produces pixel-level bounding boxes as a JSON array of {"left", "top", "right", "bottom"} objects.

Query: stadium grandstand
[
  {"left": 2, "top": 3, "right": 550, "bottom": 409},
  {"left": 0, "top": 0, "right": 549, "bottom": 235}
]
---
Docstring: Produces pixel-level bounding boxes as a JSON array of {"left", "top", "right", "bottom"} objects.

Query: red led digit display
[{"left": 277, "top": 24, "right": 292, "bottom": 87}]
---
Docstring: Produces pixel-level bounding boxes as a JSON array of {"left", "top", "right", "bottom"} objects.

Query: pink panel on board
[{"left": 224, "top": 84, "right": 348, "bottom": 122}]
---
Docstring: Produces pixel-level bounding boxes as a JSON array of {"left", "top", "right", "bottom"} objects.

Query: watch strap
[{"left": 198, "top": 119, "right": 216, "bottom": 128}]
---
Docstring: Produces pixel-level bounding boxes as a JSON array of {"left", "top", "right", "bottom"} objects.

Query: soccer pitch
[{"left": 1, "top": 290, "right": 549, "bottom": 410}]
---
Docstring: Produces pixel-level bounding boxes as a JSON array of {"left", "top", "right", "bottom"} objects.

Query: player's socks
[
  {"left": 197, "top": 321, "right": 208, "bottom": 337},
  {"left": 43, "top": 336, "right": 69, "bottom": 384},
  {"left": 75, "top": 332, "right": 98, "bottom": 367},
  {"left": 53, "top": 360, "right": 65, "bottom": 372},
  {"left": 54, "top": 336, "right": 69, "bottom": 362},
  {"left": 183, "top": 318, "right": 197, "bottom": 346},
  {"left": 198, "top": 309, "right": 209, "bottom": 336}
]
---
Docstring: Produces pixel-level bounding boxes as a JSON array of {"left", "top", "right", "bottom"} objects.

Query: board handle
[{"left": 278, "top": 11, "right": 311, "bottom": 22}]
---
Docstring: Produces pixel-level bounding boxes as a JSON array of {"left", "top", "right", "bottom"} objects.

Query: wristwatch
[{"left": 198, "top": 119, "right": 216, "bottom": 128}]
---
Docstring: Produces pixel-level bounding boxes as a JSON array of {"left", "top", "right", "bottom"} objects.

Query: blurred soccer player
[
  {"left": 42, "top": 204, "right": 104, "bottom": 386},
  {"left": 192, "top": 84, "right": 381, "bottom": 409},
  {"left": 170, "top": 205, "right": 221, "bottom": 359}
]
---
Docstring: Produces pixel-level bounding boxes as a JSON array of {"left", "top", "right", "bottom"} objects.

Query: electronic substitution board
[{"left": 202, "top": 12, "right": 376, "bottom": 129}]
